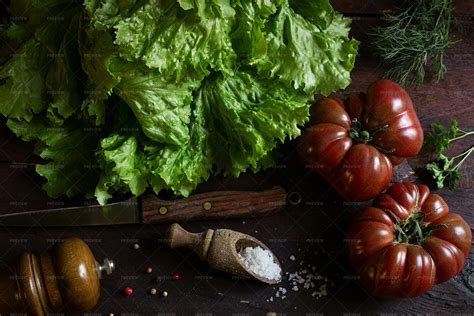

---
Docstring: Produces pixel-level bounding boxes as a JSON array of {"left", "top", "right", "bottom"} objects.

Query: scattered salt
[
  {"left": 266, "top": 254, "right": 332, "bottom": 302},
  {"left": 238, "top": 246, "right": 281, "bottom": 281}
]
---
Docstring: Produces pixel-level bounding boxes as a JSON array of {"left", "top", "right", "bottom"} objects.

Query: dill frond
[{"left": 368, "top": 0, "right": 456, "bottom": 87}]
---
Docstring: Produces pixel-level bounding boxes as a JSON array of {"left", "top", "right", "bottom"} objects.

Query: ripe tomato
[
  {"left": 345, "top": 182, "right": 472, "bottom": 297},
  {"left": 298, "top": 80, "right": 423, "bottom": 201}
]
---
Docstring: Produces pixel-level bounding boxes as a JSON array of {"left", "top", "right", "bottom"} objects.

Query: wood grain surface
[
  {"left": 0, "top": 1, "right": 473, "bottom": 315},
  {"left": 332, "top": 0, "right": 474, "bottom": 16}
]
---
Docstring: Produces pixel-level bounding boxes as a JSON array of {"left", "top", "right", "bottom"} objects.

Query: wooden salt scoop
[{"left": 167, "top": 223, "right": 282, "bottom": 284}]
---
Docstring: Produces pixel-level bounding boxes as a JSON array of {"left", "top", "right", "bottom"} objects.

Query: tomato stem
[
  {"left": 348, "top": 119, "right": 372, "bottom": 143},
  {"left": 389, "top": 208, "right": 449, "bottom": 244},
  {"left": 348, "top": 119, "right": 389, "bottom": 145}
]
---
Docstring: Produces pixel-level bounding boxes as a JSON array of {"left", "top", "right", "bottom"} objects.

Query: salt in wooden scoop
[{"left": 167, "top": 223, "right": 282, "bottom": 284}]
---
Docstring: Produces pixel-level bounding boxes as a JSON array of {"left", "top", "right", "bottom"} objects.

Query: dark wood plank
[
  {"left": 1, "top": 0, "right": 471, "bottom": 18},
  {"left": 0, "top": 8, "right": 473, "bottom": 316},
  {"left": 0, "top": 167, "right": 472, "bottom": 315},
  {"left": 332, "top": 0, "right": 474, "bottom": 17}
]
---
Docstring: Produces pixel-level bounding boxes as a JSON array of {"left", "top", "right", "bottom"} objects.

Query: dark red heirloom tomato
[
  {"left": 298, "top": 80, "right": 423, "bottom": 201},
  {"left": 345, "top": 182, "right": 472, "bottom": 298}
]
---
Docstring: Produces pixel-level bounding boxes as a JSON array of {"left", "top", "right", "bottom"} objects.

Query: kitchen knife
[{"left": 0, "top": 187, "right": 287, "bottom": 227}]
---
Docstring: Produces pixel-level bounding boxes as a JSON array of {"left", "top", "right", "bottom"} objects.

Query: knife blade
[{"left": 0, "top": 187, "right": 287, "bottom": 227}]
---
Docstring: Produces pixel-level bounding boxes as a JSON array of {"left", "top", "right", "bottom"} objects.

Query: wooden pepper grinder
[
  {"left": 167, "top": 223, "right": 282, "bottom": 284},
  {"left": 0, "top": 237, "right": 114, "bottom": 315}
]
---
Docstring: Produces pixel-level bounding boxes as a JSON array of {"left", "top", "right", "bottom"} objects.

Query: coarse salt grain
[
  {"left": 266, "top": 254, "right": 332, "bottom": 303},
  {"left": 238, "top": 246, "right": 281, "bottom": 281}
]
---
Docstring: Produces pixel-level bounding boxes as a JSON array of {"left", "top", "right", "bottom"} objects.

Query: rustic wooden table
[{"left": 0, "top": 1, "right": 473, "bottom": 315}]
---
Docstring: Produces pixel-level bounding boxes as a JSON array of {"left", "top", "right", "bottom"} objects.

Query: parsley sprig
[{"left": 424, "top": 120, "right": 473, "bottom": 189}]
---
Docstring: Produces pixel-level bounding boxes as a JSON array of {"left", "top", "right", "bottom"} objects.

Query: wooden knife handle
[{"left": 141, "top": 186, "right": 287, "bottom": 224}]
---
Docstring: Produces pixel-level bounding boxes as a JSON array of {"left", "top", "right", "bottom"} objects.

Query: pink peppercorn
[
  {"left": 123, "top": 287, "right": 133, "bottom": 296},
  {"left": 172, "top": 273, "right": 180, "bottom": 281}
]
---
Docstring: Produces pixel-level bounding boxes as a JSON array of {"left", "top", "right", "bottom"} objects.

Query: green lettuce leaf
[
  {"left": 0, "top": 1, "right": 84, "bottom": 122},
  {"left": 10, "top": 0, "right": 77, "bottom": 30},
  {"left": 7, "top": 118, "right": 100, "bottom": 198},
  {"left": 79, "top": 29, "right": 120, "bottom": 97},
  {"left": 0, "top": 39, "right": 48, "bottom": 121},
  {"left": 260, "top": 3, "right": 358, "bottom": 95},
  {"left": 94, "top": 97, "right": 212, "bottom": 201},
  {"left": 230, "top": 0, "right": 278, "bottom": 66},
  {"left": 80, "top": 97, "right": 107, "bottom": 126},
  {"left": 84, "top": 0, "right": 139, "bottom": 30},
  {"left": 145, "top": 88, "right": 212, "bottom": 196},
  {"left": 1, "top": 0, "right": 359, "bottom": 205},
  {"left": 95, "top": 133, "right": 148, "bottom": 205},
  {"left": 288, "top": 0, "right": 335, "bottom": 29},
  {"left": 0, "top": 23, "right": 31, "bottom": 66},
  {"left": 113, "top": 62, "right": 199, "bottom": 145},
  {"left": 233, "top": 0, "right": 358, "bottom": 95},
  {"left": 79, "top": 29, "right": 120, "bottom": 125},
  {"left": 178, "top": 0, "right": 235, "bottom": 19},
  {"left": 0, "top": 0, "right": 98, "bottom": 199},
  {"left": 80, "top": 21, "right": 201, "bottom": 144},
  {"left": 97, "top": 70, "right": 309, "bottom": 203},
  {"left": 45, "top": 13, "right": 83, "bottom": 124},
  {"left": 198, "top": 70, "right": 309, "bottom": 176},
  {"left": 114, "top": 0, "right": 236, "bottom": 81}
]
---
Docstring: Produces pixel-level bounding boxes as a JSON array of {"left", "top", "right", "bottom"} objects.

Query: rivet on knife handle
[
  {"left": 159, "top": 206, "right": 168, "bottom": 215},
  {"left": 141, "top": 186, "right": 287, "bottom": 224}
]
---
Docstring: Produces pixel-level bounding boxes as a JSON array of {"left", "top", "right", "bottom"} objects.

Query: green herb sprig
[
  {"left": 368, "top": 0, "right": 456, "bottom": 87},
  {"left": 424, "top": 120, "right": 473, "bottom": 189}
]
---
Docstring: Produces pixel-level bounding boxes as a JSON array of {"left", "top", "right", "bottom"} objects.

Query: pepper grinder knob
[{"left": 97, "top": 258, "right": 115, "bottom": 277}]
